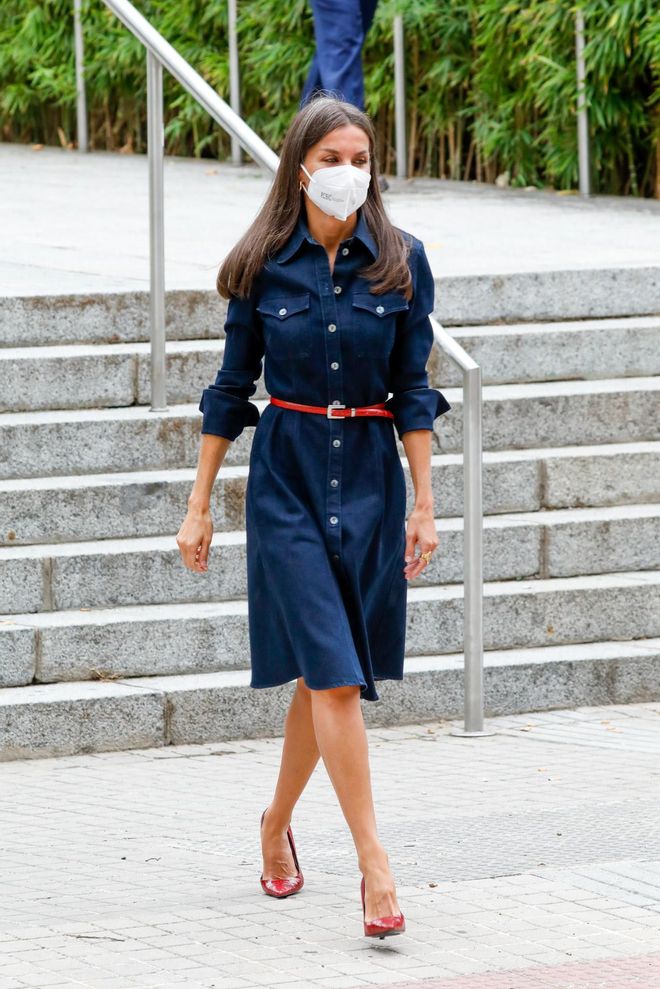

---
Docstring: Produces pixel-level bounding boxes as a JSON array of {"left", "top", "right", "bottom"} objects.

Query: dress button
[
  {"left": 342, "top": 247, "right": 349, "bottom": 256},
  {"left": 330, "top": 361, "right": 339, "bottom": 370},
  {"left": 329, "top": 515, "right": 338, "bottom": 525},
  {"left": 330, "top": 478, "right": 339, "bottom": 487},
  {"left": 333, "top": 438, "right": 341, "bottom": 447},
  {"left": 328, "top": 323, "right": 337, "bottom": 332},
  {"left": 279, "top": 307, "right": 287, "bottom": 315},
  {"left": 334, "top": 285, "right": 342, "bottom": 295},
  {"left": 332, "top": 553, "right": 340, "bottom": 560},
  {"left": 376, "top": 305, "right": 385, "bottom": 314}
]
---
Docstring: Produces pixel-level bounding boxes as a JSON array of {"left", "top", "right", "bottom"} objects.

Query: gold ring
[{"left": 420, "top": 551, "right": 433, "bottom": 563}]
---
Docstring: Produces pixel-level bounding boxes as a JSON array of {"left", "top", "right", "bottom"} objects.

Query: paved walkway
[
  {"left": 2, "top": 143, "right": 660, "bottom": 296},
  {"left": 1, "top": 701, "right": 660, "bottom": 988}
]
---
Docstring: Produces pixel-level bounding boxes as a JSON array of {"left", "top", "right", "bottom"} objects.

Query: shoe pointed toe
[
  {"left": 260, "top": 873, "right": 304, "bottom": 897},
  {"left": 259, "top": 807, "right": 304, "bottom": 898},
  {"left": 364, "top": 913, "right": 406, "bottom": 937}
]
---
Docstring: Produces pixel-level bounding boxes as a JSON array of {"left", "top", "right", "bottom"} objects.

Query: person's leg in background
[{"left": 300, "top": 0, "right": 376, "bottom": 111}]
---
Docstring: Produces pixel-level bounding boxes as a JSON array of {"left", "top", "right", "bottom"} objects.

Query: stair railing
[
  {"left": 102, "top": 0, "right": 278, "bottom": 412},
  {"left": 430, "top": 317, "right": 490, "bottom": 737}
]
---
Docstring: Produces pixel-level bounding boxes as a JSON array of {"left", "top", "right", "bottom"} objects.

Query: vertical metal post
[
  {"left": 393, "top": 14, "right": 406, "bottom": 179},
  {"left": 450, "top": 363, "right": 493, "bottom": 737},
  {"left": 228, "top": 0, "right": 242, "bottom": 166},
  {"left": 147, "top": 50, "right": 167, "bottom": 411},
  {"left": 575, "top": 7, "right": 591, "bottom": 196},
  {"left": 73, "top": 0, "right": 88, "bottom": 152}
]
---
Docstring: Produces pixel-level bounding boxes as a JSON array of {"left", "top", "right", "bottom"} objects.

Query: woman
[{"left": 176, "top": 94, "right": 451, "bottom": 938}]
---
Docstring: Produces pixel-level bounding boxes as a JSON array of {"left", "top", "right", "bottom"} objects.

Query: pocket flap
[
  {"left": 352, "top": 292, "right": 410, "bottom": 317},
  {"left": 257, "top": 294, "right": 311, "bottom": 319}
]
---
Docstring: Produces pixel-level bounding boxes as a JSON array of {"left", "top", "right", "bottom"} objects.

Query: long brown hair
[{"left": 217, "top": 94, "right": 414, "bottom": 301}]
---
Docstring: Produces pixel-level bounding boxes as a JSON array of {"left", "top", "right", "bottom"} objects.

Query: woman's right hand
[{"left": 176, "top": 505, "right": 214, "bottom": 573}]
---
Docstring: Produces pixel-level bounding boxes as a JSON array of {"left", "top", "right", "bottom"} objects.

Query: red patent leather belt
[{"left": 270, "top": 397, "right": 394, "bottom": 420}]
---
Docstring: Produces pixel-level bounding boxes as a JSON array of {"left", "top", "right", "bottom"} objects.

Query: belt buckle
[{"left": 326, "top": 403, "right": 346, "bottom": 418}]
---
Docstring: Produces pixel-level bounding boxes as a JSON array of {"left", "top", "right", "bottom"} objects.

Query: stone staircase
[{"left": 1, "top": 273, "right": 659, "bottom": 760}]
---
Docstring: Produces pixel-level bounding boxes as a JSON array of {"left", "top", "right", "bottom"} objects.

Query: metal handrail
[
  {"left": 73, "top": 0, "right": 87, "bottom": 153},
  {"left": 575, "top": 7, "right": 591, "bottom": 195},
  {"left": 393, "top": 14, "right": 406, "bottom": 178},
  {"left": 227, "top": 0, "right": 242, "bottom": 166},
  {"left": 103, "top": 0, "right": 278, "bottom": 175},
  {"left": 430, "top": 317, "right": 489, "bottom": 737},
  {"left": 102, "top": 0, "right": 278, "bottom": 412}
]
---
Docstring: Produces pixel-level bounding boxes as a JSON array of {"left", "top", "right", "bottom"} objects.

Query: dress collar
[{"left": 273, "top": 207, "right": 378, "bottom": 264}]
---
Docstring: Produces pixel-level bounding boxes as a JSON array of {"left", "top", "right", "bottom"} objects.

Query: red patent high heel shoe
[
  {"left": 361, "top": 874, "right": 406, "bottom": 938},
  {"left": 259, "top": 806, "right": 304, "bottom": 897}
]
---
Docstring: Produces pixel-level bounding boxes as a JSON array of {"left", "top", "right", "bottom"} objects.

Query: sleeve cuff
[
  {"left": 198, "top": 387, "right": 260, "bottom": 442},
  {"left": 385, "top": 387, "right": 451, "bottom": 441}
]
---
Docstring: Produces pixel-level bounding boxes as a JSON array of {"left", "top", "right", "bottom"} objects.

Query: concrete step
[
  {"left": 0, "top": 339, "right": 223, "bottom": 413},
  {"left": 1, "top": 377, "right": 659, "bottom": 479},
  {"left": 3, "top": 442, "right": 660, "bottom": 546},
  {"left": 439, "top": 315, "right": 660, "bottom": 387},
  {"left": 3, "top": 266, "right": 659, "bottom": 347},
  {"left": 3, "top": 570, "right": 659, "bottom": 687},
  {"left": 2, "top": 504, "right": 659, "bottom": 616},
  {"left": 0, "top": 289, "right": 224, "bottom": 348},
  {"left": 3, "top": 316, "right": 659, "bottom": 412},
  {"left": 2, "top": 635, "right": 659, "bottom": 760},
  {"left": 439, "top": 376, "right": 660, "bottom": 453}
]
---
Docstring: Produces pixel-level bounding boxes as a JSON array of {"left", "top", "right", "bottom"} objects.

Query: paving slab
[
  {"left": 1, "top": 143, "right": 660, "bottom": 296},
  {"left": 1, "top": 701, "right": 660, "bottom": 987}
]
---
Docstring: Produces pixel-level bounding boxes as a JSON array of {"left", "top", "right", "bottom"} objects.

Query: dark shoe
[
  {"left": 378, "top": 174, "right": 389, "bottom": 193},
  {"left": 260, "top": 806, "right": 304, "bottom": 898}
]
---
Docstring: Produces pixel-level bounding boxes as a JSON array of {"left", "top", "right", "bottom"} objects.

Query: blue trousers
[{"left": 300, "top": 0, "right": 379, "bottom": 111}]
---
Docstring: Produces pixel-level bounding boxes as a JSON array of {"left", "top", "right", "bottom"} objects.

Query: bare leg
[
  {"left": 309, "top": 684, "right": 401, "bottom": 923},
  {"left": 261, "top": 678, "right": 321, "bottom": 880}
]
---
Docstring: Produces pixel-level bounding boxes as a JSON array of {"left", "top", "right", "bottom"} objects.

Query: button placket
[{"left": 316, "top": 252, "right": 344, "bottom": 546}]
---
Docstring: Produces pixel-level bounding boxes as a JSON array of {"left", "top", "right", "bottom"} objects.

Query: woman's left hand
[{"left": 403, "top": 506, "right": 439, "bottom": 581}]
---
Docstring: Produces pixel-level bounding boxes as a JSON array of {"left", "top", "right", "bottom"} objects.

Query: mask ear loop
[{"left": 299, "top": 163, "right": 312, "bottom": 193}]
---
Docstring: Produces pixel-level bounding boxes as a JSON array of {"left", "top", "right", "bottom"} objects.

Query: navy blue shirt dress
[{"left": 198, "top": 206, "right": 451, "bottom": 701}]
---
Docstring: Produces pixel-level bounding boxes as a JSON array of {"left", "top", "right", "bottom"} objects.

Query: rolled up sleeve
[
  {"left": 198, "top": 293, "right": 264, "bottom": 441},
  {"left": 384, "top": 238, "right": 451, "bottom": 441}
]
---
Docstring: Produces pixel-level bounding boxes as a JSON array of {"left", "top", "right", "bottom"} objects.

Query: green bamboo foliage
[{"left": 0, "top": 0, "right": 658, "bottom": 195}]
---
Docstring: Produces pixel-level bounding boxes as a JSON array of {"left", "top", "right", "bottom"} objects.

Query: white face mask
[{"left": 300, "top": 162, "right": 371, "bottom": 221}]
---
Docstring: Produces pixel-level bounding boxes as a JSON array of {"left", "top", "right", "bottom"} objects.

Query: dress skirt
[{"left": 245, "top": 401, "right": 408, "bottom": 702}]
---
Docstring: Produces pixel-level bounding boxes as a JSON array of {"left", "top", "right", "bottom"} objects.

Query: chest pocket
[
  {"left": 351, "top": 292, "right": 409, "bottom": 357},
  {"left": 256, "top": 293, "right": 312, "bottom": 359}
]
